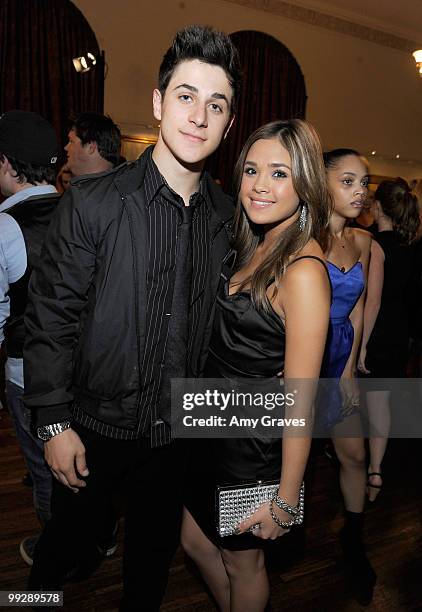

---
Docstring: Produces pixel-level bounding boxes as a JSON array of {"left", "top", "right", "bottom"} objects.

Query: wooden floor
[{"left": 1, "top": 408, "right": 421, "bottom": 612}]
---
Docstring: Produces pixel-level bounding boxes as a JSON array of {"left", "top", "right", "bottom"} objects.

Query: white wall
[{"left": 73, "top": 0, "right": 422, "bottom": 180}]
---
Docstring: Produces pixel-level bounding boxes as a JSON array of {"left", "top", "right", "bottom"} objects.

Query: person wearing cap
[
  {"left": 0, "top": 109, "right": 60, "bottom": 564},
  {"left": 64, "top": 112, "right": 121, "bottom": 176}
]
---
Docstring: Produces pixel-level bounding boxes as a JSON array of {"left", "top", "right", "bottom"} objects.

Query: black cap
[{"left": 0, "top": 110, "right": 58, "bottom": 165}]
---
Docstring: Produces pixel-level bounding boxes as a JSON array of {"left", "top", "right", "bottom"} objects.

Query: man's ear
[
  {"left": 0, "top": 155, "right": 11, "bottom": 172},
  {"left": 223, "top": 115, "right": 235, "bottom": 140},
  {"left": 153, "top": 89, "right": 162, "bottom": 122},
  {"left": 86, "top": 141, "right": 97, "bottom": 156}
]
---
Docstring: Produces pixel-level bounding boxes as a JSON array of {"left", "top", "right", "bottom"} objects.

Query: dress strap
[
  {"left": 265, "top": 255, "right": 330, "bottom": 288},
  {"left": 288, "top": 255, "right": 326, "bottom": 267},
  {"left": 287, "top": 255, "right": 332, "bottom": 288}
]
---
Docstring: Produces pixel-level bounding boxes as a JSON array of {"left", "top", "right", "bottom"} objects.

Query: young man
[
  {"left": 25, "top": 26, "right": 241, "bottom": 610},
  {"left": 64, "top": 112, "right": 121, "bottom": 176},
  {"left": 0, "top": 110, "right": 60, "bottom": 561}
]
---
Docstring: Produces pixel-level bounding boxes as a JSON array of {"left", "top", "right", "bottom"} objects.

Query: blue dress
[{"left": 319, "top": 261, "right": 364, "bottom": 429}]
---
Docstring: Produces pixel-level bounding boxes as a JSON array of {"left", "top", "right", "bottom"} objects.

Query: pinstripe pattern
[{"left": 72, "top": 149, "right": 210, "bottom": 447}]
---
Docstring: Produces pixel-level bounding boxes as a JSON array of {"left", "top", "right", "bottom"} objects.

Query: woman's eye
[
  {"left": 342, "top": 179, "right": 353, "bottom": 185},
  {"left": 244, "top": 167, "right": 256, "bottom": 176},
  {"left": 273, "top": 170, "right": 287, "bottom": 179},
  {"left": 362, "top": 179, "right": 369, "bottom": 187},
  {"left": 179, "top": 94, "right": 192, "bottom": 102}
]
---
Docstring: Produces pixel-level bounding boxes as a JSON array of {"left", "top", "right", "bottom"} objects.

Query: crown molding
[{"left": 222, "top": 0, "right": 420, "bottom": 52}]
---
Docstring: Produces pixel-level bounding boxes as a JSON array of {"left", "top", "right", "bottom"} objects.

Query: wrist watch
[{"left": 37, "top": 420, "right": 71, "bottom": 441}]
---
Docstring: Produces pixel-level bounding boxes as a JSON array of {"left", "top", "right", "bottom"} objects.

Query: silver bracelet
[
  {"left": 272, "top": 482, "right": 305, "bottom": 516},
  {"left": 269, "top": 499, "right": 296, "bottom": 529}
]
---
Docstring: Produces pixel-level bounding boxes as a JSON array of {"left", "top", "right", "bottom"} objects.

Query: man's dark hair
[
  {"left": 70, "top": 113, "right": 121, "bottom": 166},
  {"left": 0, "top": 153, "right": 56, "bottom": 185},
  {"left": 158, "top": 25, "right": 242, "bottom": 115}
]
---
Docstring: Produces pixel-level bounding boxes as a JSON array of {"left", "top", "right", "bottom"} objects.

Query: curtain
[
  {"left": 0, "top": 0, "right": 104, "bottom": 153},
  {"left": 207, "top": 30, "right": 307, "bottom": 192}
]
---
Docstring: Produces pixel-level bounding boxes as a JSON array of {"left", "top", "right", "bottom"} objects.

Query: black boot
[{"left": 340, "top": 511, "right": 377, "bottom": 605}]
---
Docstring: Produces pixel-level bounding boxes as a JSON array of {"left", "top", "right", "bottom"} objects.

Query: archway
[{"left": 207, "top": 30, "right": 307, "bottom": 190}]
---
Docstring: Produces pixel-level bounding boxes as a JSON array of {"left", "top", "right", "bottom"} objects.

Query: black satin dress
[{"left": 184, "top": 265, "right": 286, "bottom": 550}]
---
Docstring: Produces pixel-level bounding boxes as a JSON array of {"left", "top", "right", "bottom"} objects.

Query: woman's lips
[{"left": 250, "top": 198, "right": 274, "bottom": 208}]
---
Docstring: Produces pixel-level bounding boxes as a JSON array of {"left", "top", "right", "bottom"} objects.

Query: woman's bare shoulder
[
  {"left": 349, "top": 227, "right": 372, "bottom": 247},
  {"left": 285, "top": 240, "right": 328, "bottom": 282}
]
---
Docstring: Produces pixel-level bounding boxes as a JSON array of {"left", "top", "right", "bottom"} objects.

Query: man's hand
[{"left": 44, "top": 428, "right": 89, "bottom": 492}]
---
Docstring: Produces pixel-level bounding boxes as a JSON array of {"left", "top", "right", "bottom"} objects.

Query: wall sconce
[
  {"left": 73, "top": 52, "right": 97, "bottom": 73},
  {"left": 412, "top": 50, "right": 422, "bottom": 76}
]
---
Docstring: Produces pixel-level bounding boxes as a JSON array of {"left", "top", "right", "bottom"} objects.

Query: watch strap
[{"left": 37, "top": 420, "right": 71, "bottom": 441}]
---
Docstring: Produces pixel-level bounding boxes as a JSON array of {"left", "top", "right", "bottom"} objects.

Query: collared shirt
[
  {"left": 72, "top": 148, "right": 210, "bottom": 446},
  {"left": 0, "top": 184, "right": 58, "bottom": 388}
]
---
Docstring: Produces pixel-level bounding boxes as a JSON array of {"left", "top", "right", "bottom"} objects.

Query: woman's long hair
[
  {"left": 375, "top": 178, "right": 420, "bottom": 245},
  {"left": 233, "top": 119, "right": 331, "bottom": 311}
]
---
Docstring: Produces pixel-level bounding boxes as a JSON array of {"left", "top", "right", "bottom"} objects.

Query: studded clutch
[{"left": 216, "top": 480, "right": 279, "bottom": 537}]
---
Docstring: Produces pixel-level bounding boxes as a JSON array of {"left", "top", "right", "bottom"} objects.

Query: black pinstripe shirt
[{"left": 72, "top": 148, "right": 210, "bottom": 447}]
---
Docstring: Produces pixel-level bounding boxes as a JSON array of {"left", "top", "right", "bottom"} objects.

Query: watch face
[{"left": 37, "top": 426, "right": 51, "bottom": 441}]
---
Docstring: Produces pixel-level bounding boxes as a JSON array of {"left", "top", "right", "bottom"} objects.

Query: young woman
[
  {"left": 322, "top": 149, "right": 375, "bottom": 604},
  {"left": 358, "top": 178, "right": 420, "bottom": 500},
  {"left": 182, "top": 119, "right": 331, "bottom": 612}
]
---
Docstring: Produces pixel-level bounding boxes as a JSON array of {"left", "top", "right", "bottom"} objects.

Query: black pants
[{"left": 29, "top": 423, "right": 186, "bottom": 611}]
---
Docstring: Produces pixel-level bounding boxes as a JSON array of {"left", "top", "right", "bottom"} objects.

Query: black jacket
[{"left": 23, "top": 151, "right": 233, "bottom": 429}]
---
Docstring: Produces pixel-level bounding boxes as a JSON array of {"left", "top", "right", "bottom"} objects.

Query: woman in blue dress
[{"left": 322, "top": 148, "right": 375, "bottom": 604}]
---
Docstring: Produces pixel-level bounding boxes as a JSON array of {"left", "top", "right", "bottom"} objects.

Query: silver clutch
[{"left": 216, "top": 480, "right": 279, "bottom": 537}]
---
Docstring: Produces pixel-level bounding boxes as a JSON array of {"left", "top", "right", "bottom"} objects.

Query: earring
[{"left": 299, "top": 203, "right": 308, "bottom": 232}]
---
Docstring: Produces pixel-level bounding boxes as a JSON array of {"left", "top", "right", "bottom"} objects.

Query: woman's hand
[
  {"left": 340, "top": 371, "right": 360, "bottom": 414},
  {"left": 236, "top": 502, "right": 291, "bottom": 540},
  {"left": 357, "top": 346, "right": 370, "bottom": 374}
]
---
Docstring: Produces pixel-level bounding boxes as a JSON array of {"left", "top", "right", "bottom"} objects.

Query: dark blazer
[{"left": 23, "top": 150, "right": 233, "bottom": 429}]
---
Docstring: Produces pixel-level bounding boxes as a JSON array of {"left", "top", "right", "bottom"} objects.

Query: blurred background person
[
  {"left": 407, "top": 180, "right": 422, "bottom": 377},
  {"left": 358, "top": 178, "right": 420, "bottom": 501},
  {"left": 350, "top": 190, "right": 378, "bottom": 235},
  {"left": 0, "top": 110, "right": 60, "bottom": 564},
  {"left": 65, "top": 112, "right": 121, "bottom": 176},
  {"left": 56, "top": 163, "right": 73, "bottom": 194}
]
